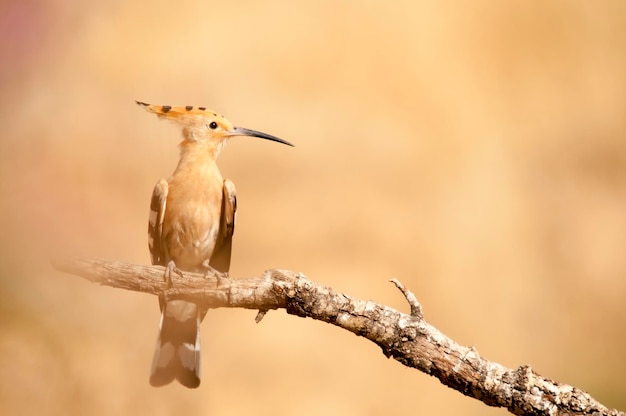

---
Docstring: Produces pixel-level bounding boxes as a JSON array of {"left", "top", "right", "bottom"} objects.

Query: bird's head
[{"left": 136, "top": 101, "right": 293, "bottom": 156}]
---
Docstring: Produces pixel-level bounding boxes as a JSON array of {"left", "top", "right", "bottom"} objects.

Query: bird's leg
[
  {"left": 201, "top": 259, "right": 229, "bottom": 285},
  {"left": 164, "top": 260, "right": 184, "bottom": 289}
]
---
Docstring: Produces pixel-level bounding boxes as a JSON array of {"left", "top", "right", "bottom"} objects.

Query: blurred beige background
[{"left": 1, "top": 1, "right": 625, "bottom": 414}]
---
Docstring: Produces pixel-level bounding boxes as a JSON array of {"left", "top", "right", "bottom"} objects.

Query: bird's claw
[
  {"left": 201, "top": 259, "right": 229, "bottom": 284},
  {"left": 164, "top": 260, "right": 184, "bottom": 289}
]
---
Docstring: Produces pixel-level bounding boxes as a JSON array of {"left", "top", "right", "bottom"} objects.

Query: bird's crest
[{"left": 135, "top": 100, "right": 226, "bottom": 126}]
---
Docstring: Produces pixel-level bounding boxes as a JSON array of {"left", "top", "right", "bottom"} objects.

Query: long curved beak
[{"left": 231, "top": 127, "right": 294, "bottom": 147}]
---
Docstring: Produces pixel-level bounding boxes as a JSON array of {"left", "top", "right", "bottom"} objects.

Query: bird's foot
[
  {"left": 201, "top": 259, "right": 229, "bottom": 284},
  {"left": 164, "top": 260, "right": 184, "bottom": 289}
]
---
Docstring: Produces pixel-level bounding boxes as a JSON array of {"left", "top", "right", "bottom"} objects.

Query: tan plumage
[{"left": 138, "top": 100, "right": 292, "bottom": 388}]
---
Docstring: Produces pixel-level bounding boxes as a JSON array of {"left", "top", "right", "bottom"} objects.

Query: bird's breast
[{"left": 162, "top": 165, "right": 224, "bottom": 271}]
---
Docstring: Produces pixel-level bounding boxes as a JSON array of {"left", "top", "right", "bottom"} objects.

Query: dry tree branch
[{"left": 53, "top": 257, "right": 622, "bottom": 416}]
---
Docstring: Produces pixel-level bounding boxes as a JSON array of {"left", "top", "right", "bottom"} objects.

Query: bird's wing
[
  {"left": 148, "top": 179, "right": 169, "bottom": 266},
  {"left": 209, "top": 179, "right": 237, "bottom": 273}
]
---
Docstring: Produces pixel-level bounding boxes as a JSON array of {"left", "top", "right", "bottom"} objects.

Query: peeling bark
[{"left": 53, "top": 257, "right": 623, "bottom": 416}]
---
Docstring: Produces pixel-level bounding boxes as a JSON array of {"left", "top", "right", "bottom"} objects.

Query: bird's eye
[{"left": 208, "top": 121, "right": 218, "bottom": 130}]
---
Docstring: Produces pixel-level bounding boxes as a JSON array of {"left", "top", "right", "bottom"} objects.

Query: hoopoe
[{"left": 137, "top": 101, "right": 293, "bottom": 388}]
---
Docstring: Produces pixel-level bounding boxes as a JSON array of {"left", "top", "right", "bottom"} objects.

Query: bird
[{"left": 137, "top": 100, "right": 293, "bottom": 388}]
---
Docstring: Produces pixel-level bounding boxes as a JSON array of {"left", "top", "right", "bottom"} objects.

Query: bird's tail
[{"left": 150, "top": 300, "right": 202, "bottom": 388}]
